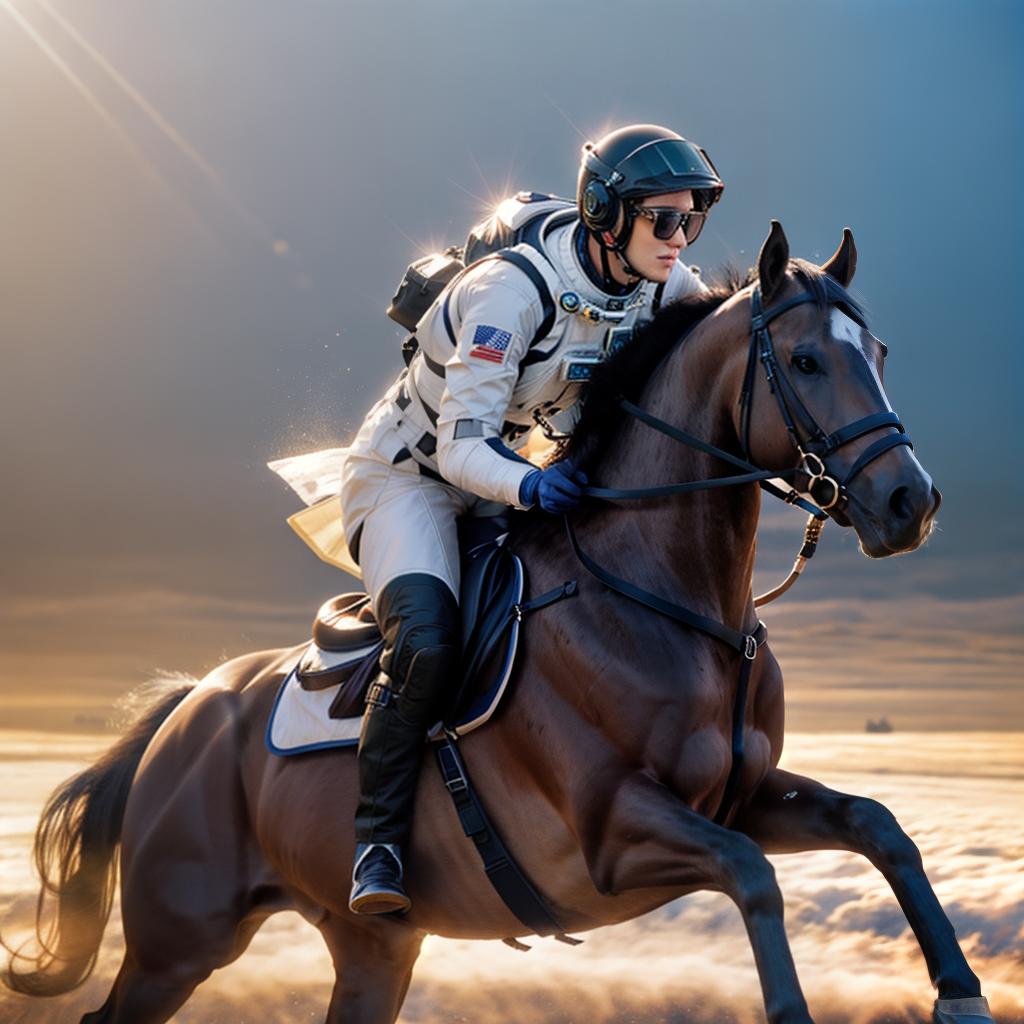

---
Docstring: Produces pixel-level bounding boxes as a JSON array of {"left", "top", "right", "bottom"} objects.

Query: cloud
[{"left": 1, "top": 734, "right": 1022, "bottom": 1023}]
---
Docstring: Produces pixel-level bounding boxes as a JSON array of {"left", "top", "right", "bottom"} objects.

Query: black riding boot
[{"left": 350, "top": 573, "right": 459, "bottom": 915}]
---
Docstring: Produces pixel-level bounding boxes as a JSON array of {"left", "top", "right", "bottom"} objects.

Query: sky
[{"left": 1, "top": 0, "right": 1022, "bottom": 731}]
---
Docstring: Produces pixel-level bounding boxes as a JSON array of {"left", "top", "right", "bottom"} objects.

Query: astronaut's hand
[{"left": 519, "top": 461, "right": 588, "bottom": 514}]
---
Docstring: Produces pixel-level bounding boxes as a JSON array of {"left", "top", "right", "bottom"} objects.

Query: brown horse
[{"left": 5, "top": 224, "right": 994, "bottom": 1024}]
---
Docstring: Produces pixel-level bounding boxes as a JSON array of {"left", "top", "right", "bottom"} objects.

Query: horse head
[{"left": 733, "top": 221, "right": 940, "bottom": 557}]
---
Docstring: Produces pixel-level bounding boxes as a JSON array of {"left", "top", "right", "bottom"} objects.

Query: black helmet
[{"left": 577, "top": 124, "right": 724, "bottom": 242}]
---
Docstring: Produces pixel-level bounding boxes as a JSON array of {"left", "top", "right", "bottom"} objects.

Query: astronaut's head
[{"left": 577, "top": 124, "right": 723, "bottom": 285}]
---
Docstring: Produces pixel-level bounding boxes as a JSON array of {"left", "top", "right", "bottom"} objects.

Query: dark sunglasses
[{"left": 634, "top": 205, "right": 707, "bottom": 244}]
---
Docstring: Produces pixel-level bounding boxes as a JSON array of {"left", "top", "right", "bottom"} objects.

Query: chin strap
[{"left": 597, "top": 233, "right": 642, "bottom": 286}]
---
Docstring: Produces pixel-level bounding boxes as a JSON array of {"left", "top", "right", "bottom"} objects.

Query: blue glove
[{"left": 519, "top": 461, "right": 588, "bottom": 514}]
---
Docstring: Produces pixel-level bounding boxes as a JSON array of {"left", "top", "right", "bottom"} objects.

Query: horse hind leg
[
  {"left": 78, "top": 903, "right": 276, "bottom": 1024},
  {"left": 319, "top": 914, "right": 424, "bottom": 1024},
  {"left": 80, "top": 682, "right": 287, "bottom": 1023}
]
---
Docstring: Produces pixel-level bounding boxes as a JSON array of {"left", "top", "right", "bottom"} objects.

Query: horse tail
[{"left": 2, "top": 677, "right": 196, "bottom": 996}]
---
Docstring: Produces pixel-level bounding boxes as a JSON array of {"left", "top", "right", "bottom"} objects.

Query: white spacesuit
[
  {"left": 271, "top": 123, "right": 725, "bottom": 917},
  {"left": 273, "top": 196, "right": 705, "bottom": 601}
]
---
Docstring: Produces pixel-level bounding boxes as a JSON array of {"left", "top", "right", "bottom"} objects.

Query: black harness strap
[
  {"left": 742, "top": 285, "right": 914, "bottom": 507},
  {"left": 435, "top": 736, "right": 581, "bottom": 945},
  {"left": 435, "top": 578, "right": 581, "bottom": 949},
  {"left": 565, "top": 517, "right": 766, "bottom": 826},
  {"left": 566, "top": 518, "right": 763, "bottom": 656},
  {"left": 617, "top": 398, "right": 826, "bottom": 519}
]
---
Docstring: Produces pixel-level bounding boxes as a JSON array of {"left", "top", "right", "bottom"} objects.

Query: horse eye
[{"left": 792, "top": 353, "right": 820, "bottom": 375}]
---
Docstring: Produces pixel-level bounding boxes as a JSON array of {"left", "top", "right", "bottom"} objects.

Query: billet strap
[{"left": 435, "top": 736, "right": 582, "bottom": 946}]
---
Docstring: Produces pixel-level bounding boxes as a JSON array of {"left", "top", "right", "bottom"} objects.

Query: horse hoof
[{"left": 933, "top": 996, "right": 995, "bottom": 1023}]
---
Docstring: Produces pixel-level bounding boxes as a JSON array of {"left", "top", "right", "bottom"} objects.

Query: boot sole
[{"left": 349, "top": 889, "right": 413, "bottom": 916}]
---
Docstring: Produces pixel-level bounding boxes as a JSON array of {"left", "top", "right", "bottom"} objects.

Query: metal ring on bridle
[{"left": 800, "top": 451, "right": 843, "bottom": 510}]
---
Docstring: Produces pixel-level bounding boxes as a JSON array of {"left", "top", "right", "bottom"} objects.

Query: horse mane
[{"left": 549, "top": 259, "right": 848, "bottom": 473}]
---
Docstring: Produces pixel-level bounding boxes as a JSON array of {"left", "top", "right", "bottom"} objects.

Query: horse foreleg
[
  {"left": 584, "top": 772, "right": 813, "bottom": 1024},
  {"left": 318, "top": 913, "right": 424, "bottom": 1024},
  {"left": 734, "top": 768, "right": 991, "bottom": 1022}
]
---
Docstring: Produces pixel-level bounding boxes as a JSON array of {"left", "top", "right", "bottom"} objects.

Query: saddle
[
  {"left": 265, "top": 522, "right": 582, "bottom": 947},
  {"left": 297, "top": 532, "right": 522, "bottom": 726}
]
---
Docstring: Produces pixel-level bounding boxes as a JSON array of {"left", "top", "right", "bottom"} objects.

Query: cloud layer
[{"left": 1, "top": 732, "right": 1021, "bottom": 1023}]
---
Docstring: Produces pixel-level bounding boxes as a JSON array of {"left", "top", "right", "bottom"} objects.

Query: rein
[{"left": 564, "top": 280, "right": 916, "bottom": 825}]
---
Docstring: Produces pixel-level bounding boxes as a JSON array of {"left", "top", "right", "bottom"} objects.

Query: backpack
[{"left": 386, "top": 193, "right": 575, "bottom": 355}]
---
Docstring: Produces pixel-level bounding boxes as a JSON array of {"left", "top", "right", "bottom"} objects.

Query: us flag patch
[{"left": 469, "top": 324, "right": 512, "bottom": 364}]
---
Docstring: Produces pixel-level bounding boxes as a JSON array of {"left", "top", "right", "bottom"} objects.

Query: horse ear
[
  {"left": 757, "top": 220, "right": 790, "bottom": 303},
  {"left": 821, "top": 228, "right": 857, "bottom": 286}
]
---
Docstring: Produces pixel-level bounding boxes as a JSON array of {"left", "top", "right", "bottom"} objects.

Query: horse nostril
[{"left": 889, "top": 485, "right": 911, "bottom": 519}]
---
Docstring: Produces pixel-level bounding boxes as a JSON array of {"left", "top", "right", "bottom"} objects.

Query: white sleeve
[{"left": 435, "top": 262, "right": 544, "bottom": 508}]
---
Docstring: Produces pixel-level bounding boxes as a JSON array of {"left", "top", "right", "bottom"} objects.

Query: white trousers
[{"left": 340, "top": 454, "right": 504, "bottom": 614}]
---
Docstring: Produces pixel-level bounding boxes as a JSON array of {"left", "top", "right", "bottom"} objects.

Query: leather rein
[{"left": 563, "top": 280, "right": 915, "bottom": 825}]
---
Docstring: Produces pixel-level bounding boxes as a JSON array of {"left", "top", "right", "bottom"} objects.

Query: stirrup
[{"left": 349, "top": 843, "right": 412, "bottom": 916}]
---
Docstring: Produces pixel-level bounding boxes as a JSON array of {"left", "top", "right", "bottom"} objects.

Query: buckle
[
  {"left": 443, "top": 767, "right": 468, "bottom": 795},
  {"left": 743, "top": 635, "right": 758, "bottom": 660},
  {"left": 366, "top": 680, "right": 392, "bottom": 708},
  {"left": 444, "top": 775, "right": 467, "bottom": 795},
  {"left": 439, "top": 744, "right": 468, "bottom": 794}
]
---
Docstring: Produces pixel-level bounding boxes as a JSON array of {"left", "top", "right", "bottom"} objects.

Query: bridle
[
  {"left": 739, "top": 279, "right": 914, "bottom": 511},
  {"left": 562, "top": 274, "right": 916, "bottom": 826}
]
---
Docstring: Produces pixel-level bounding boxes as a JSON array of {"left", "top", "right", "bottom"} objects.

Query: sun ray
[
  {"left": 442, "top": 173, "right": 491, "bottom": 210},
  {"left": 28, "top": 0, "right": 281, "bottom": 251},
  {"left": 542, "top": 92, "right": 589, "bottom": 143},
  {"left": 0, "top": 0, "right": 180, "bottom": 202}
]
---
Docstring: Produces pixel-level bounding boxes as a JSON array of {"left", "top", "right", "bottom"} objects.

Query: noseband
[{"left": 739, "top": 281, "right": 914, "bottom": 511}]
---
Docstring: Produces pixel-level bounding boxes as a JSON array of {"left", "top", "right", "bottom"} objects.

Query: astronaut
[{"left": 273, "top": 124, "right": 724, "bottom": 914}]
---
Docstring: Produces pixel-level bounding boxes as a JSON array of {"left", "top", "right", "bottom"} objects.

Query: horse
[{"left": 4, "top": 223, "right": 994, "bottom": 1024}]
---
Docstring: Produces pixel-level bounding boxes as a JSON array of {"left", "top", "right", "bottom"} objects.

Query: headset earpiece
[{"left": 581, "top": 178, "right": 620, "bottom": 235}]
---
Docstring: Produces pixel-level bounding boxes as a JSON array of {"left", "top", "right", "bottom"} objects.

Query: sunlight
[
  {"left": 27, "top": 0, "right": 284, "bottom": 254},
  {"left": 0, "top": 0, "right": 176, "bottom": 200}
]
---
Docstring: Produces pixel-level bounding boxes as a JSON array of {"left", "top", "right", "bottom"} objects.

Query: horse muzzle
[{"left": 842, "top": 451, "right": 940, "bottom": 557}]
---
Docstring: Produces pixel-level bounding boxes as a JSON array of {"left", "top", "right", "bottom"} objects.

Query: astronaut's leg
[{"left": 345, "top": 470, "right": 465, "bottom": 915}]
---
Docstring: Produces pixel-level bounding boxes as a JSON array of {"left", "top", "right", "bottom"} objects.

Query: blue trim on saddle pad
[{"left": 265, "top": 556, "right": 524, "bottom": 757}]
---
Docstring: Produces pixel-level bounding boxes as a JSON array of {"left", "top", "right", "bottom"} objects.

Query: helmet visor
[{"left": 614, "top": 139, "right": 723, "bottom": 201}]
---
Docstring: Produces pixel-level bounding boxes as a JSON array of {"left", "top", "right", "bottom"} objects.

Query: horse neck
[{"left": 582, "top": 312, "right": 760, "bottom": 630}]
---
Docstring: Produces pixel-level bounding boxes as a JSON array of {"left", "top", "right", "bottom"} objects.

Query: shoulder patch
[{"left": 469, "top": 325, "right": 513, "bottom": 364}]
